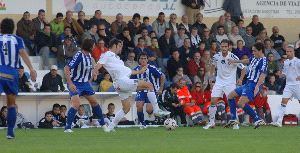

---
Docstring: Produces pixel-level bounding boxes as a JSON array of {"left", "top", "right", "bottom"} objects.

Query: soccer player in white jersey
[
  {"left": 203, "top": 39, "right": 246, "bottom": 129},
  {"left": 64, "top": 39, "right": 108, "bottom": 133},
  {"left": 93, "top": 39, "right": 169, "bottom": 132},
  {"left": 272, "top": 44, "right": 300, "bottom": 127},
  {"left": 0, "top": 18, "right": 37, "bottom": 139}
]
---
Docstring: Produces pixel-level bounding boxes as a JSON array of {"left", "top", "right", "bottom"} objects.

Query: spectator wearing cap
[
  {"left": 152, "top": 12, "right": 169, "bottom": 38},
  {"left": 32, "top": 9, "right": 48, "bottom": 33},
  {"left": 40, "top": 65, "right": 65, "bottom": 92},
  {"left": 77, "top": 11, "right": 90, "bottom": 31},
  {"left": 134, "top": 28, "right": 151, "bottom": 47},
  {"left": 248, "top": 15, "right": 264, "bottom": 37},
  {"left": 174, "top": 26, "right": 189, "bottom": 48},
  {"left": 81, "top": 24, "right": 99, "bottom": 44},
  {"left": 57, "top": 36, "right": 79, "bottom": 68},
  {"left": 89, "top": 10, "right": 111, "bottom": 31},
  {"left": 18, "top": 66, "right": 30, "bottom": 92},
  {"left": 92, "top": 39, "right": 108, "bottom": 62},
  {"left": 192, "top": 13, "right": 207, "bottom": 36},
  {"left": 50, "top": 12, "right": 65, "bottom": 36},
  {"left": 179, "top": 15, "right": 192, "bottom": 36},
  {"left": 63, "top": 10, "right": 84, "bottom": 37},
  {"left": 169, "top": 13, "right": 179, "bottom": 35},
  {"left": 141, "top": 17, "right": 153, "bottom": 33},
  {"left": 270, "top": 26, "right": 285, "bottom": 50},
  {"left": 242, "top": 26, "right": 256, "bottom": 49},
  {"left": 111, "top": 13, "right": 127, "bottom": 36},
  {"left": 182, "top": 0, "right": 205, "bottom": 24},
  {"left": 127, "top": 13, "right": 142, "bottom": 37}
]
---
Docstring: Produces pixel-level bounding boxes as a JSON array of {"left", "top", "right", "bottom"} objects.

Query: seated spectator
[
  {"left": 16, "top": 11, "right": 36, "bottom": 55},
  {"left": 173, "top": 67, "right": 192, "bottom": 87},
  {"left": 141, "top": 16, "right": 153, "bottom": 33},
  {"left": 194, "top": 67, "right": 209, "bottom": 89},
  {"left": 179, "top": 15, "right": 192, "bottom": 35},
  {"left": 148, "top": 37, "right": 163, "bottom": 69},
  {"left": 124, "top": 51, "right": 139, "bottom": 70},
  {"left": 267, "top": 53, "right": 279, "bottom": 74},
  {"left": 152, "top": 12, "right": 169, "bottom": 38},
  {"left": 99, "top": 72, "right": 114, "bottom": 92},
  {"left": 57, "top": 36, "right": 79, "bottom": 68},
  {"left": 266, "top": 74, "right": 280, "bottom": 95},
  {"left": 158, "top": 28, "right": 176, "bottom": 62},
  {"left": 116, "top": 27, "right": 135, "bottom": 60},
  {"left": 32, "top": 9, "right": 48, "bottom": 34},
  {"left": 242, "top": 26, "right": 256, "bottom": 49},
  {"left": 197, "top": 41, "right": 206, "bottom": 56},
  {"left": 201, "top": 50, "right": 213, "bottom": 73},
  {"left": 77, "top": 11, "right": 90, "bottom": 31},
  {"left": 58, "top": 26, "right": 78, "bottom": 47},
  {"left": 15, "top": 105, "right": 31, "bottom": 128},
  {"left": 40, "top": 65, "right": 65, "bottom": 92},
  {"left": 192, "top": 13, "right": 207, "bottom": 35},
  {"left": 177, "top": 79, "right": 203, "bottom": 124},
  {"left": 264, "top": 39, "right": 281, "bottom": 61},
  {"left": 162, "top": 83, "right": 187, "bottom": 125},
  {"left": 210, "top": 15, "right": 225, "bottom": 35},
  {"left": 179, "top": 38, "right": 194, "bottom": 62},
  {"left": 232, "top": 40, "right": 252, "bottom": 59},
  {"left": 74, "top": 105, "right": 89, "bottom": 128},
  {"left": 38, "top": 111, "right": 56, "bottom": 129},
  {"left": 89, "top": 10, "right": 111, "bottom": 31},
  {"left": 270, "top": 26, "right": 285, "bottom": 50},
  {"left": 190, "top": 27, "right": 201, "bottom": 50},
  {"left": 63, "top": 10, "right": 84, "bottom": 37},
  {"left": 228, "top": 26, "right": 244, "bottom": 49},
  {"left": 105, "top": 103, "right": 134, "bottom": 125},
  {"left": 127, "top": 13, "right": 142, "bottom": 37},
  {"left": 18, "top": 66, "right": 30, "bottom": 92},
  {"left": 278, "top": 54, "right": 287, "bottom": 71},
  {"left": 50, "top": 12, "right": 64, "bottom": 36},
  {"left": 277, "top": 41, "right": 288, "bottom": 57},
  {"left": 248, "top": 15, "right": 264, "bottom": 37},
  {"left": 201, "top": 28, "right": 215, "bottom": 50},
  {"left": 133, "top": 37, "right": 153, "bottom": 59},
  {"left": 209, "top": 41, "right": 218, "bottom": 56},
  {"left": 97, "top": 24, "right": 113, "bottom": 46},
  {"left": 214, "top": 25, "right": 228, "bottom": 47},
  {"left": 169, "top": 13, "right": 179, "bottom": 35},
  {"left": 111, "top": 13, "right": 127, "bottom": 36},
  {"left": 274, "top": 70, "right": 286, "bottom": 94},
  {"left": 167, "top": 50, "right": 187, "bottom": 79},
  {"left": 174, "top": 26, "right": 189, "bottom": 48},
  {"left": 92, "top": 39, "right": 108, "bottom": 62},
  {"left": 256, "top": 28, "right": 270, "bottom": 43},
  {"left": 190, "top": 82, "right": 208, "bottom": 115},
  {"left": 237, "top": 19, "right": 246, "bottom": 37},
  {"left": 60, "top": 105, "right": 67, "bottom": 121},
  {"left": 81, "top": 24, "right": 99, "bottom": 44},
  {"left": 52, "top": 103, "right": 66, "bottom": 127},
  {"left": 223, "top": 12, "right": 236, "bottom": 34},
  {"left": 134, "top": 28, "right": 151, "bottom": 47},
  {"left": 0, "top": 106, "right": 7, "bottom": 127},
  {"left": 35, "top": 24, "right": 57, "bottom": 70},
  {"left": 187, "top": 52, "right": 204, "bottom": 80}
]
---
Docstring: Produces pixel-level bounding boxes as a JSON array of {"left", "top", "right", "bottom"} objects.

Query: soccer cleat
[
  {"left": 254, "top": 120, "right": 266, "bottom": 129},
  {"left": 64, "top": 129, "right": 74, "bottom": 133},
  {"left": 139, "top": 124, "right": 147, "bottom": 130},
  {"left": 81, "top": 124, "right": 89, "bottom": 128},
  {"left": 154, "top": 109, "right": 171, "bottom": 117},
  {"left": 233, "top": 124, "right": 240, "bottom": 130},
  {"left": 270, "top": 122, "right": 282, "bottom": 127},
  {"left": 203, "top": 122, "right": 215, "bottom": 129},
  {"left": 102, "top": 124, "right": 111, "bottom": 132},
  {"left": 104, "top": 123, "right": 116, "bottom": 133},
  {"left": 224, "top": 120, "right": 238, "bottom": 128},
  {"left": 6, "top": 135, "right": 15, "bottom": 139}
]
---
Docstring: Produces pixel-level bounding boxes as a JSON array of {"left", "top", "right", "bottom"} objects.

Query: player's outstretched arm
[
  {"left": 228, "top": 58, "right": 249, "bottom": 65},
  {"left": 19, "top": 49, "right": 36, "bottom": 81},
  {"left": 92, "top": 63, "right": 103, "bottom": 80},
  {"left": 131, "top": 66, "right": 147, "bottom": 75}
]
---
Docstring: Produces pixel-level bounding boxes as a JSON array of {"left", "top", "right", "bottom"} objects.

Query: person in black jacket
[
  {"left": 18, "top": 66, "right": 30, "bottom": 92},
  {"left": 116, "top": 27, "right": 135, "bottom": 61},
  {"left": 51, "top": 103, "right": 66, "bottom": 127},
  {"left": 40, "top": 65, "right": 65, "bottom": 92},
  {"left": 248, "top": 15, "right": 264, "bottom": 37},
  {"left": 38, "top": 111, "right": 56, "bottom": 129},
  {"left": 89, "top": 10, "right": 111, "bottom": 32},
  {"left": 167, "top": 50, "right": 187, "bottom": 80}
]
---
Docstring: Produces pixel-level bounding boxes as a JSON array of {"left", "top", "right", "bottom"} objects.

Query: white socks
[
  {"left": 276, "top": 104, "right": 286, "bottom": 124},
  {"left": 208, "top": 105, "right": 217, "bottom": 124},
  {"left": 147, "top": 91, "right": 160, "bottom": 114},
  {"left": 111, "top": 109, "right": 126, "bottom": 128}
]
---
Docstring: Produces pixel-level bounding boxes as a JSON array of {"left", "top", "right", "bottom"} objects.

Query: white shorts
[
  {"left": 282, "top": 85, "right": 300, "bottom": 100},
  {"left": 211, "top": 83, "right": 236, "bottom": 98},
  {"left": 113, "top": 78, "right": 138, "bottom": 100}
]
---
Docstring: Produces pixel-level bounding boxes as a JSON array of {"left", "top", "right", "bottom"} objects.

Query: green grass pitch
[{"left": 0, "top": 126, "right": 299, "bottom": 153}]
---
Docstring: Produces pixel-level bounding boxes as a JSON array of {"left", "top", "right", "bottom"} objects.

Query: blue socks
[
  {"left": 7, "top": 106, "right": 16, "bottom": 137},
  {"left": 137, "top": 111, "right": 145, "bottom": 126},
  {"left": 243, "top": 104, "right": 260, "bottom": 122},
  {"left": 228, "top": 99, "right": 237, "bottom": 120},
  {"left": 65, "top": 107, "right": 77, "bottom": 130},
  {"left": 92, "top": 104, "right": 105, "bottom": 126}
]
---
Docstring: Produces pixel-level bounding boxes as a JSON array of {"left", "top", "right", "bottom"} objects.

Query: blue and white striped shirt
[
  {"left": 68, "top": 51, "right": 93, "bottom": 82},
  {"left": 131, "top": 64, "right": 162, "bottom": 93},
  {"left": 0, "top": 34, "right": 24, "bottom": 70},
  {"left": 246, "top": 57, "right": 268, "bottom": 84}
]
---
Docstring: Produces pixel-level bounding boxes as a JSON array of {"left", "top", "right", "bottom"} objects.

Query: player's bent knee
[{"left": 228, "top": 91, "right": 237, "bottom": 99}]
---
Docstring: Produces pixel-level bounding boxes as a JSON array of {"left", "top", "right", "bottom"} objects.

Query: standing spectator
[
  {"left": 77, "top": 11, "right": 90, "bottom": 31},
  {"left": 116, "top": 27, "right": 135, "bottom": 60},
  {"left": 127, "top": 13, "right": 142, "bottom": 37},
  {"left": 264, "top": 39, "right": 281, "bottom": 61},
  {"left": 174, "top": 27, "right": 189, "bottom": 48},
  {"left": 111, "top": 13, "right": 127, "bottom": 36},
  {"left": 89, "top": 10, "right": 111, "bottom": 31},
  {"left": 190, "top": 27, "right": 201, "bottom": 50},
  {"left": 169, "top": 13, "right": 179, "bottom": 34},
  {"left": 57, "top": 36, "right": 79, "bottom": 68},
  {"left": 63, "top": 11, "right": 84, "bottom": 37},
  {"left": 214, "top": 26, "right": 228, "bottom": 47},
  {"left": 223, "top": 12, "right": 236, "bottom": 34},
  {"left": 167, "top": 50, "right": 186, "bottom": 79},
  {"left": 179, "top": 38, "right": 194, "bottom": 62},
  {"left": 210, "top": 15, "right": 226, "bottom": 35},
  {"left": 92, "top": 38, "right": 108, "bottom": 62},
  {"left": 32, "top": 9, "right": 48, "bottom": 33},
  {"left": 149, "top": 37, "right": 163, "bottom": 69},
  {"left": 40, "top": 65, "right": 65, "bottom": 92},
  {"left": 228, "top": 26, "right": 244, "bottom": 49},
  {"left": 97, "top": 24, "right": 112, "bottom": 46},
  {"left": 187, "top": 52, "right": 204, "bottom": 80},
  {"left": 242, "top": 26, "right": 256, "bottom": 49},
  {"left": 192, "top": 13, "right": 207, "bottom": 36},
  {"left": 201, "top": 28, "right": 215, "bottom": 50},
  {"left": 81, "top": 24, "right": 99, "bottom": 44},
  {"left": 158, "top": 28, "right": 176, "bottom": 68},
  {"left": 152, "top": 12, "right": 169, "bottom": 38},
  {"left": 237, "top": 19, "right": 246, "bottom": 37},
  {"left": 38, "top": 111, "right": 56, "bottom": 128},
  {"left": 0, "top": 106, "right": 7, "bottom": 127},
  {"left": 16, "top": 11, "right": 36, "bottom": 55},
  {"left": 248, "top": 15, "right": 264, "bottom": 37},
  {"left": 270, "top": 26, "right": 285, "bottom": 50},
  {"left": 182, "top": 0, "right": 205, "bottom": 24},
  {"left": 173, "top": 67, "right": 193, "bottom": 86},
  {"left": 232, "top": 40, "right": 252, "bottom": 59},
  {"left": 179, "top": 15, "right": 192, "bottom": 35},
  {"left": 50, "top": 12, "right": 64, "bottom": 36},
  {"left": 124, "top": 51, "right": 139, "bottom": 70},
  {"left": 267, "top": 53, "right": 279, "bottom": 75},
  {"left": 134, "top": 28, "right": 151, "bottom": 47},
  {"left": 141, "top": 16, "right": 153, "bottom": 33},
  {"left": 99, "top": 72, "right": 114, "bottom": 92},
  {"left": 18, "top": 66, "right": 30, "bottom": 92},
  {"left": 133, "top": 38, "right": 153, "bottom": 58},
  {"left": 35, "top": 24, "right": 57, "bottom": 70},
  {"left": 222, "top": 0, "right": 244, "bottom": 24}
]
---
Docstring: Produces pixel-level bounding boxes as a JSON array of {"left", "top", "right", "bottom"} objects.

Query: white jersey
[
  {"left": 283, "top": 57, "right": 300, "bottom": 85},
  {"left": 98, "top": 51, "right": 132, "bottom": 82},
  {"left": 212, "top": 52, "right": 245, "bottom": 85}
]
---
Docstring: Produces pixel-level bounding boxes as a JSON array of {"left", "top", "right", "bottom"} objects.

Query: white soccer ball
[{"left": 164, "top": 118, "right": 177, "bottom": 130}]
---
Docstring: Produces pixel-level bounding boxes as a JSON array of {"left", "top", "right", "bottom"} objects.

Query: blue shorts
[
  {"left": 0, "top": 66, "right": 19, "bottom": 95},
  {"left": 234, "top": 82, "right": 261, "bottom": 102},
  {"left": 68, "top": 82, "right": 95, "bottom": 97},
  {"left": 135, "top": 91, "right": 150, "bottom": 103}
]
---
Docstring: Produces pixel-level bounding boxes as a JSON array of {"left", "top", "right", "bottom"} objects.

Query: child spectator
[
  {"left": 99, "top": 72, "right": 114, "bottom": 92},
  {"left": 173, "top": 67, "right": 192, "bottom": 87},
  {"left": 74, "top": 105, "right": 89, "bottom": 128},
  {"left": 141, "top": 16, "right": 153, "bottom": 33},
  {"left": 38, "top": 111, "right": 57, "bottom": 129},
  {"left": 266, "top": 74, "right": 280, "bottom": 95},
  {"left": 51, "top": 103, "right": 66, "bottom": 127},
  {"left": 0, "top": 106, "right": 7, "bottom": 127},
  {"left": 60, "top": 105, "right": 67, "bottom": 126}
]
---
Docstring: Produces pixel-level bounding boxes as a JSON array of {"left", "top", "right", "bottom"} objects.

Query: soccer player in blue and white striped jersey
[
  {"left": 131, "top": 52, "right": 166, "bottom": 129},
  {"left": 64, "top": 39, "right": 108, "bottom": 133},
  {"left": 226, "top": 42, "right": 268, "bottom": 129},
  {"left": 0, "top": 18, "right": 37, "bottom": 139}
]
